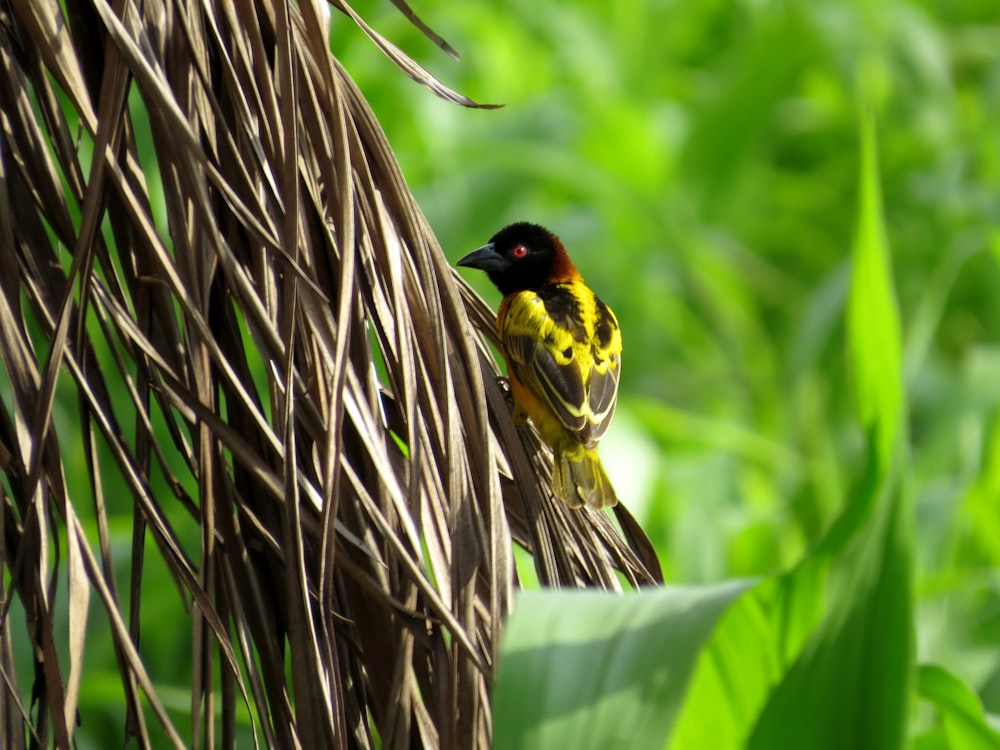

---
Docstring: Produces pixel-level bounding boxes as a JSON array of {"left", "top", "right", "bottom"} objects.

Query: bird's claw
[{"left": 496, "top": 376, "right": 514, "bottom": 408}]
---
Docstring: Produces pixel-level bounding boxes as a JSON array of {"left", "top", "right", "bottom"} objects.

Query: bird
[{"left": 458, "top": 222, "right": 622, "bottom": 509}]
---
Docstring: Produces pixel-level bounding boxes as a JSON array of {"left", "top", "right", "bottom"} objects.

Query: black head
[{"left": 457, "top": 222, "right": 568, "bottom": 296}]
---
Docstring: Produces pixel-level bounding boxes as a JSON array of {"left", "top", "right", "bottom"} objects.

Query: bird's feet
[{"left": 496, "top": 375, "right": 513, "bottom": 404}]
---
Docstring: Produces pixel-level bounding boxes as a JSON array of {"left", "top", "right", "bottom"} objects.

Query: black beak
[{"left": 457, "top": 243, "right": 510, "bottom": 274}]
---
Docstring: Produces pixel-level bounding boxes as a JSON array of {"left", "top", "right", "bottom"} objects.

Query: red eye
[{"left": 511, "top": 244, "right": 528, "bottom": 258}]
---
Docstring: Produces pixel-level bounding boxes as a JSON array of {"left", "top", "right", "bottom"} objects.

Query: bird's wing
[{"left": 584, "top": 298, "right": 622, "bottom": 442}]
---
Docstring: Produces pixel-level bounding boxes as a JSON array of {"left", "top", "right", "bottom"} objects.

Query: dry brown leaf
[{"left": 0, "top": 1, "right": 662, "bottom": 747}]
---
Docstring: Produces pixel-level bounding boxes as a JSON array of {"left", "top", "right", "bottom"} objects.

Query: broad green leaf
[
  {"left": 670, "top": 557, "right": 827, "bottom": 749},
  {"left": 748, "top": 480, "right": 913, "bottom": 750},
  {"left": 493, "top": 582, "right": 753, "bottom": 750},
  {"left": 918, "top": 664, "right": 1000, "bottom": 750}
]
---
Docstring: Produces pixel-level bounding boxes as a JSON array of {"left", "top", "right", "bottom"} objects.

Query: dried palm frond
[{"left": 0, "top": 0, "right": 662, "bottom": 747}]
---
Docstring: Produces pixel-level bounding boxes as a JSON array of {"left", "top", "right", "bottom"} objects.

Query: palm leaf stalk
[{"left": 0, "top": 0, "right": 662, "bottom": 747}]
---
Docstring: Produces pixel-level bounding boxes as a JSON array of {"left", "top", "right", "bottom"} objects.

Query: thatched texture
[{"left": 0, "top": 0, "right": 661, "bottom": 747}]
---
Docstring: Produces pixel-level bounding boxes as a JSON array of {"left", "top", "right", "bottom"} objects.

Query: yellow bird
[{"left": 459, "top": 222, "right": 622, "bottom": 508}]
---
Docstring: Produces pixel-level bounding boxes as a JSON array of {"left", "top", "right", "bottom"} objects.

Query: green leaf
[
  {"left": 669, "top": 557, "right": 827, "bottom": 749},
  {"left": 747, "top": 482, "right": 913, "bottom": 750},
  {"left": 918, "top": 664, "right": 1000, "bottom": 750},
  {"left": 818, "top": 110, "right": 905, "bottom": 558},
  {"left": 847, "top": 111, "right": 903, "bottom": 474},
  {"left": 492, "top": 582, "right": 753, "bottom": 749}
]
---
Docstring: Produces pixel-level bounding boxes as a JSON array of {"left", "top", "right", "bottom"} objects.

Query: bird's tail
[{"left": 552, "top": 447, "right": 619, "bottom": 509}]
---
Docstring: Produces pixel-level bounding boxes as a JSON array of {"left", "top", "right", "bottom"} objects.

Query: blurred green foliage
[{"left": 329, "top": 0, "right": 1000, "bottom": 740}]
